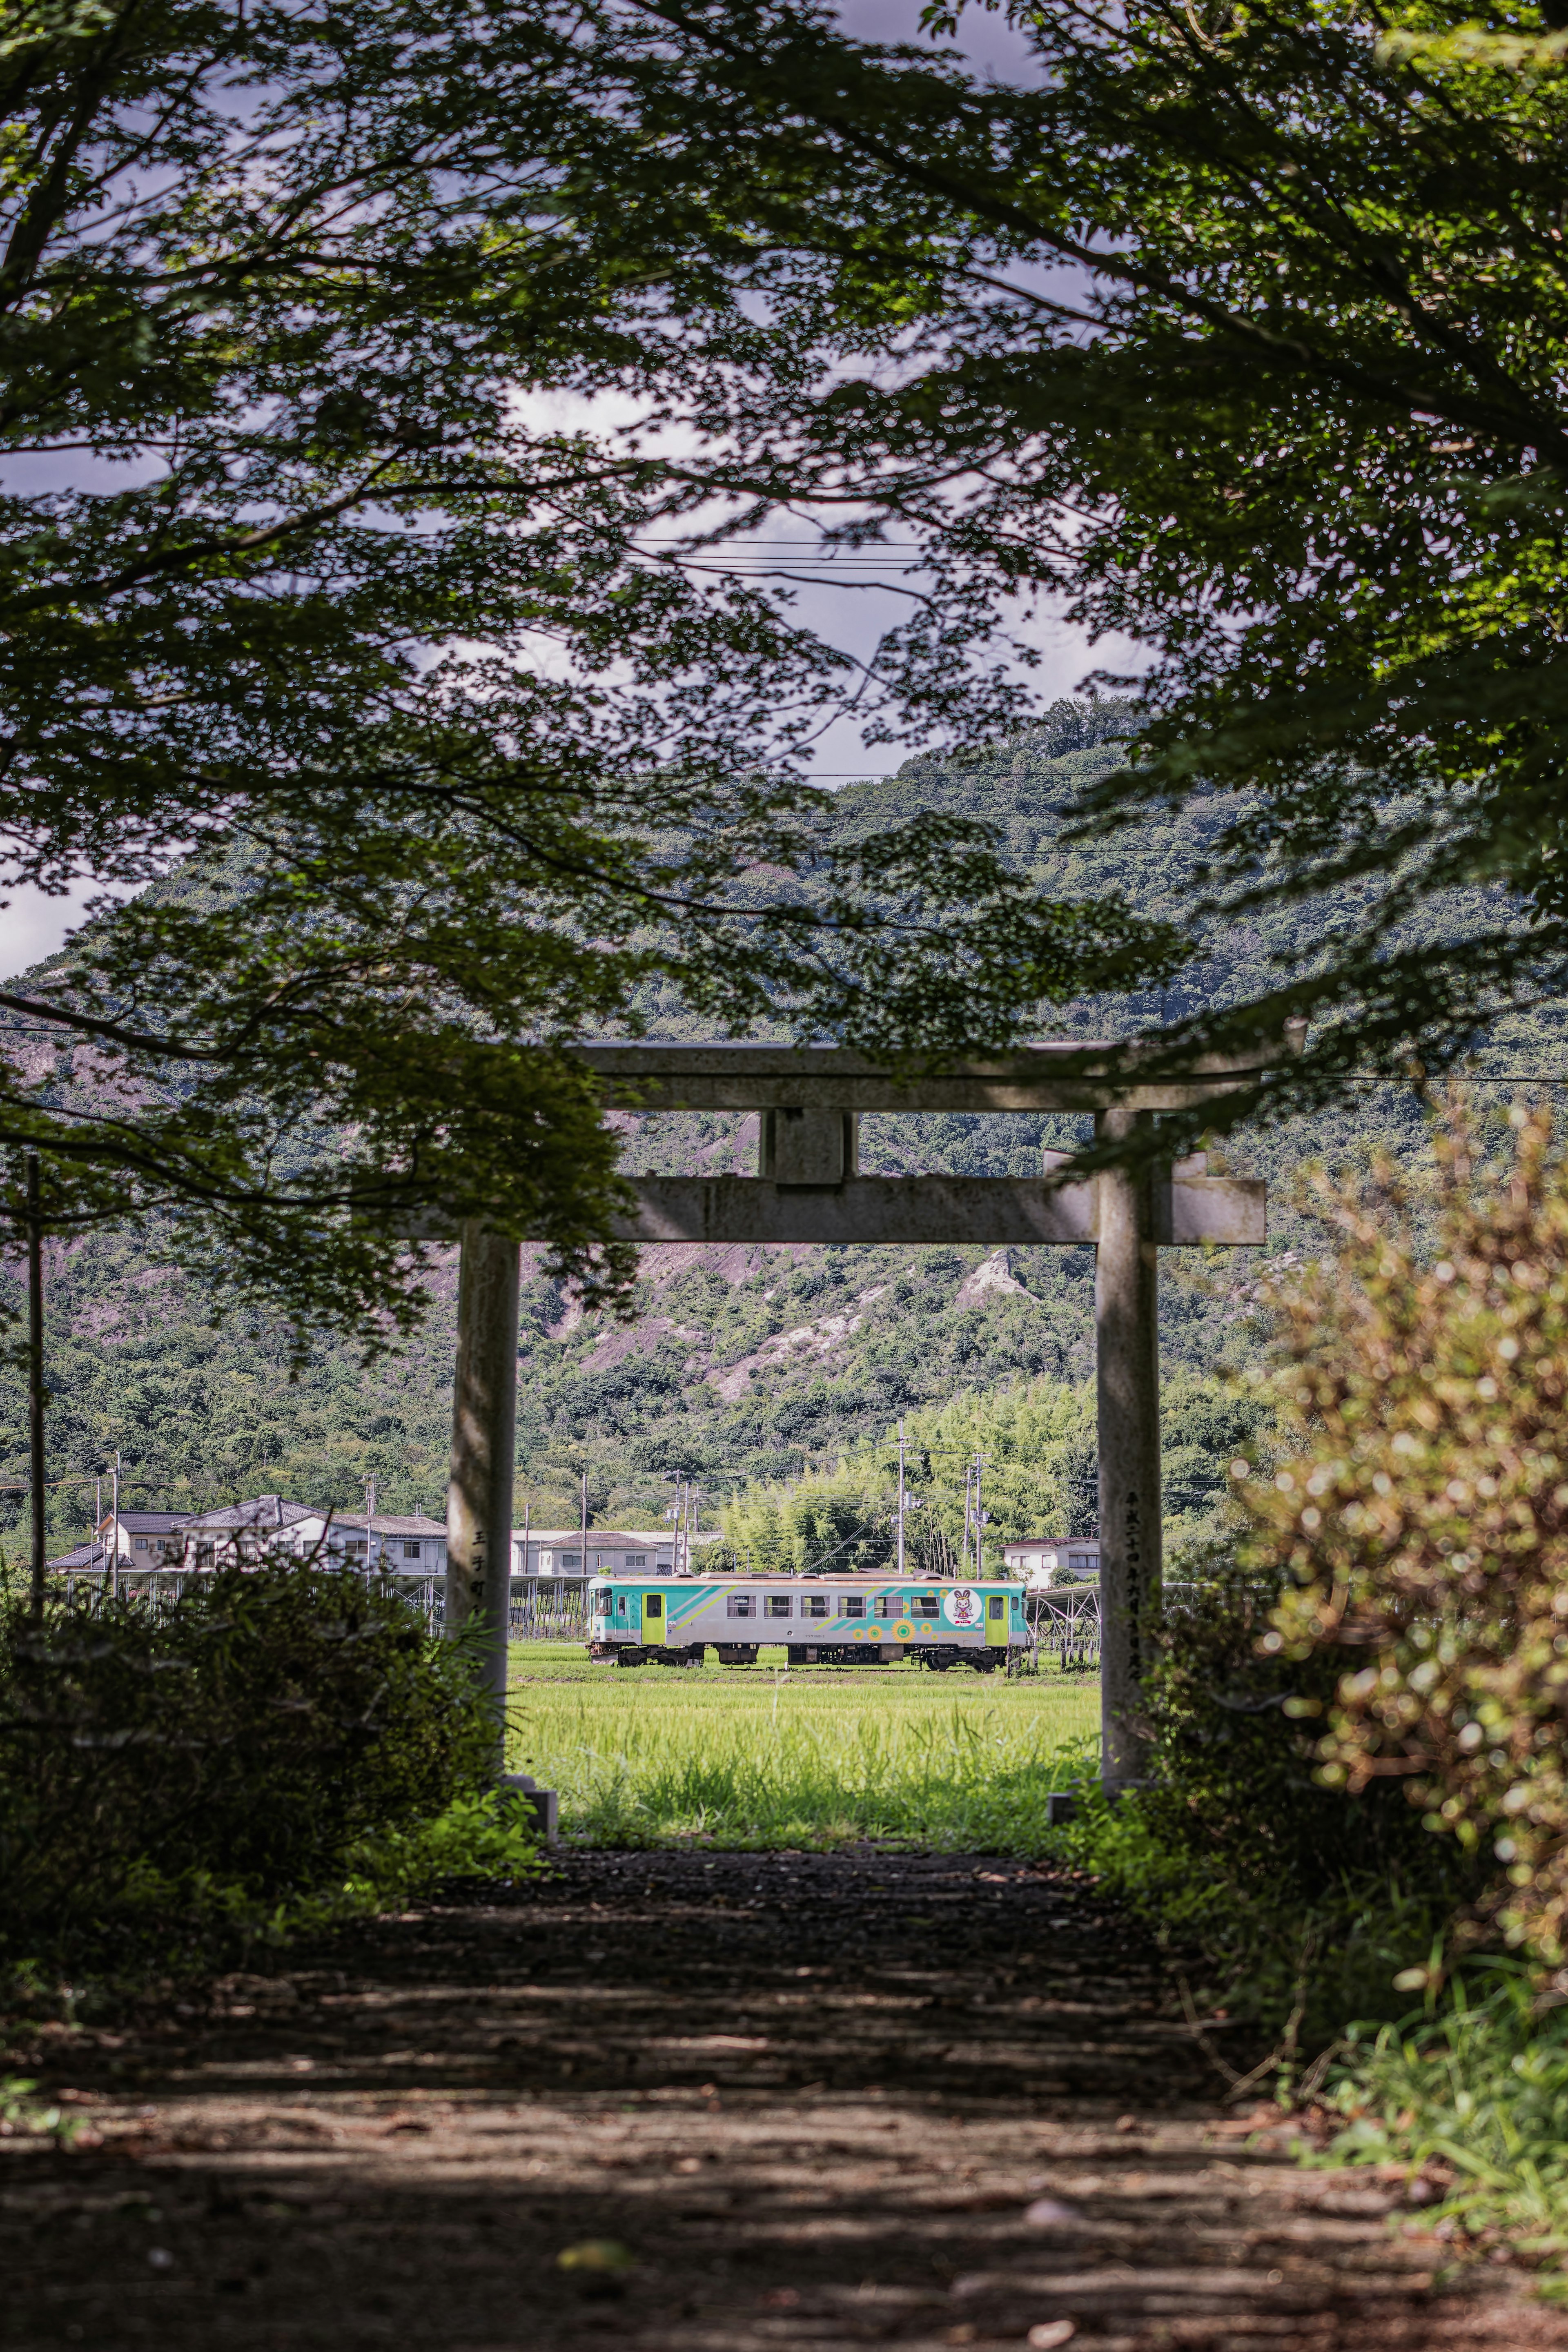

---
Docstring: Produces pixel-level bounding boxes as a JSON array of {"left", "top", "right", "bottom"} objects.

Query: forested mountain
[{"left": 1, "top": 705, "right": 1546, "bottom": 1559}]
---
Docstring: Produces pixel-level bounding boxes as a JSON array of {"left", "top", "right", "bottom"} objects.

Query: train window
[
  {"left": 841, "top": 1596, "right": 865, "bottom": 1618},
  {"left": 803, "top": 1593, "right": 829, "bottom": 1619},
  {"left": 765, "top": 1594, "right": 792, "bottom": 1617},
  {"left": 726, "top": 1594, "right": 755, "bottom": 1617},
  {"left": 590, "top": 1586, "right": 612, "bottom": 1610},
  {"left": 644, "top": 1595, "right": 663, "bottom": 1621},
  {"left": 912, "top": 1593, "right": 939, "bottom": 1619},
  {"left": 988, "top": 1596, "right": 1005, "bottom": 1620},
  {"left": 875, "top": 1595, "right": 899, "bottom": 1616}
]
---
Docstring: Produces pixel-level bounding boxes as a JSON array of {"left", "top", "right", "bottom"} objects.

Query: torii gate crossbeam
[{"left": 444, "top": 1034, "right": 1297, "bottom": 1794}]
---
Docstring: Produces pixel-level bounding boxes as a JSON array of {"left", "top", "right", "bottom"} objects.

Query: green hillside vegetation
[
  {"left": 713, "top": 1369, "right": 1268, "bottom": 1575},
  {"left": 0, "top": 703, "right": 1550, "bottom": 1556}
]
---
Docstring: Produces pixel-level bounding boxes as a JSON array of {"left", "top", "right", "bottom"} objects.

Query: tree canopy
[
  {"left": 18, "top": 0, "right": 1554, "bottom": 1327},
  {"left": 521, "top": 0, "right": 1568, "bottom": 1140},
  {"left": 0, "top": 0, "right": 1177, "bottom": 1331}
]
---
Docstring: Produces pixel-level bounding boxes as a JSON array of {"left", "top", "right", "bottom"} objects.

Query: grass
[
  {"left": 1318, "top": 1958, "right": 1568, "bottom": 2276},
  {"left": 504, "top": 1644, "right": 1098, "bottom": 1849}
]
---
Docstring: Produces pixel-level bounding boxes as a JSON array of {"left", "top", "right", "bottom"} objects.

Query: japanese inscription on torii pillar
[{"left": 443, "top": 1033, "right": 1298, "bottom": 1793}]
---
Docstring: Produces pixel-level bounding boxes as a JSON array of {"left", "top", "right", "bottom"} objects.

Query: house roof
[
  {"left": 329, "top": 1514, "right": 445, "bottom": 1539},
  {"left": 523, "top": 1528, "right": 655, "bottom": 1545},
  {"left": 49, "top": 1540, "right": 113, "bottom": 1571},
  {"left": 107, "top": 1510, "right": 188, "bottom": 1535},
  {"left": 521, "top": 1528, "right": 718, "bottom": 1546},
  {"left": 183, "top": 1495, "right": 316, "bottom": 1532}
]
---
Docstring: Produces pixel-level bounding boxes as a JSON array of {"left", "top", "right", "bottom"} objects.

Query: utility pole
[
  {"left": 579, "top": 1466, "right": 588, "bottom": 1575},
  {"left": 365, "top": 1477, "right": 376, "bottom": 1581},
  {"left": 26, "top": 1152, "right": 45, "bottom": 1621},
  {"left": 691, "top": 1483, "right": 701, "bottom": 1575},
  {"left": 896, "top": 1421, "right": 906, "bottom": 1577},
  {"left": 975, "top": 1452, "right": 985, "bottom": 1579}
]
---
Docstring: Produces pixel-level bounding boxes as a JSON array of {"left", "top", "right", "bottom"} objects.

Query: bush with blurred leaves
[
  {"left": 0, "top": 1563, "right": 507, "bottom": 1963},
  {"left": 1058, "top": 1540, "right": 1483, "bottom": 2045},
  {"left": 1248, "top": 1107, "right": 1568, "bottom": 1963}
]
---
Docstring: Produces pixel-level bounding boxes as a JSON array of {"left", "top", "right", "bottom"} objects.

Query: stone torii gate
[{"left": 446, "top": 1034, "right": 1296, "bottom": 1791}]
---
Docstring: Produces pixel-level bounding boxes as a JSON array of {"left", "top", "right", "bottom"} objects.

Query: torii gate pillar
[
  {"left": 445, "top": 1220, "right": 519, "bottom": 1776},
  {"left": 1094, "top": 1109, "right": 1163, "bottom": 1792}
]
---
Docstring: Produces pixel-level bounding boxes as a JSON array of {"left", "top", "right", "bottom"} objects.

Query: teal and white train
[{"left": 586, "top": 1573, "right": 1029, "bottom": 1670}]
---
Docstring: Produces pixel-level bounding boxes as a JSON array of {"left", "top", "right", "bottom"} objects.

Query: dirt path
[{"left": 5, "top": 1850, "right": 1562, "bottom": 2351}]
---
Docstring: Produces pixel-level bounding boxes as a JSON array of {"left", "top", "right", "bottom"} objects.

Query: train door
[
  {"left": 985, "top": 1592, "right": 1009, "bottom": 1648},
  {"left": 642, "top": 1591, "right": 663, "bottom": 1643}
]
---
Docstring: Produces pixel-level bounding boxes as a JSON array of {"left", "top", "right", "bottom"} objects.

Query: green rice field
[{"left": 504, "top": 1645, "right": 1099, "bottom": 1851}]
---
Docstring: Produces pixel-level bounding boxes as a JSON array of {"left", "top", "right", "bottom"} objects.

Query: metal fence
[
  {"left": 1029, "top": 1584, "right": 1102, "bottom": 1673},
  {"left": 508, "top": 1590, "right": 588, "bottom": 1642},
  {"left": 60, "top": 1571, "right": 191, "bottom": 1620},
  {"left": 400, "top": 1583, "right": 591, "bottom": 1640}
]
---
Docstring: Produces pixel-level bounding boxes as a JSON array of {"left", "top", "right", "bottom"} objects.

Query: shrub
[
  {"left": 1143, "top": 1549, "right": 1471, "bottom": 1902},
  {"left": 1057, "top": 1544, "right": 1485, "bottom": 2042},
  {"left": 1250, "top": 1107, "right": 1568, "bottom": 1962},
  {"left": 0, "top": 1563, "right": 503, "bottom": 1962}
]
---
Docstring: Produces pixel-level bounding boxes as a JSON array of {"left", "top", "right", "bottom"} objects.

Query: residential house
[
  {"left": 509, "top": 1527, "right": 725, "bottom": 1606},
  {"left": 168, "top": 1499, "right": 446, "bottom": 1576},
  {"left": 49, "top": 1497, "right": 448, "bottom": 1593},
  {"left": 1002, "top": 1535, "right": 1100, "bottom": 1588},
  {"left": 517, "top": 1527, "right": 672, "bottom": 1578},
  {"left": 55, "top": 1506, "right": 246, "bottom": 1580},
  {"left": 296, "top": 1512, "right": 447, "bottom": 1576},
  {"left": 51, "top": 1497, "right": 721, "bottom": 1608},
  {"left": 103, "top": 1509, "right": 194, "bottom": 1568},
  {"left": 176, "top": 1496, "right": 318, "bottom": 1568}
]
